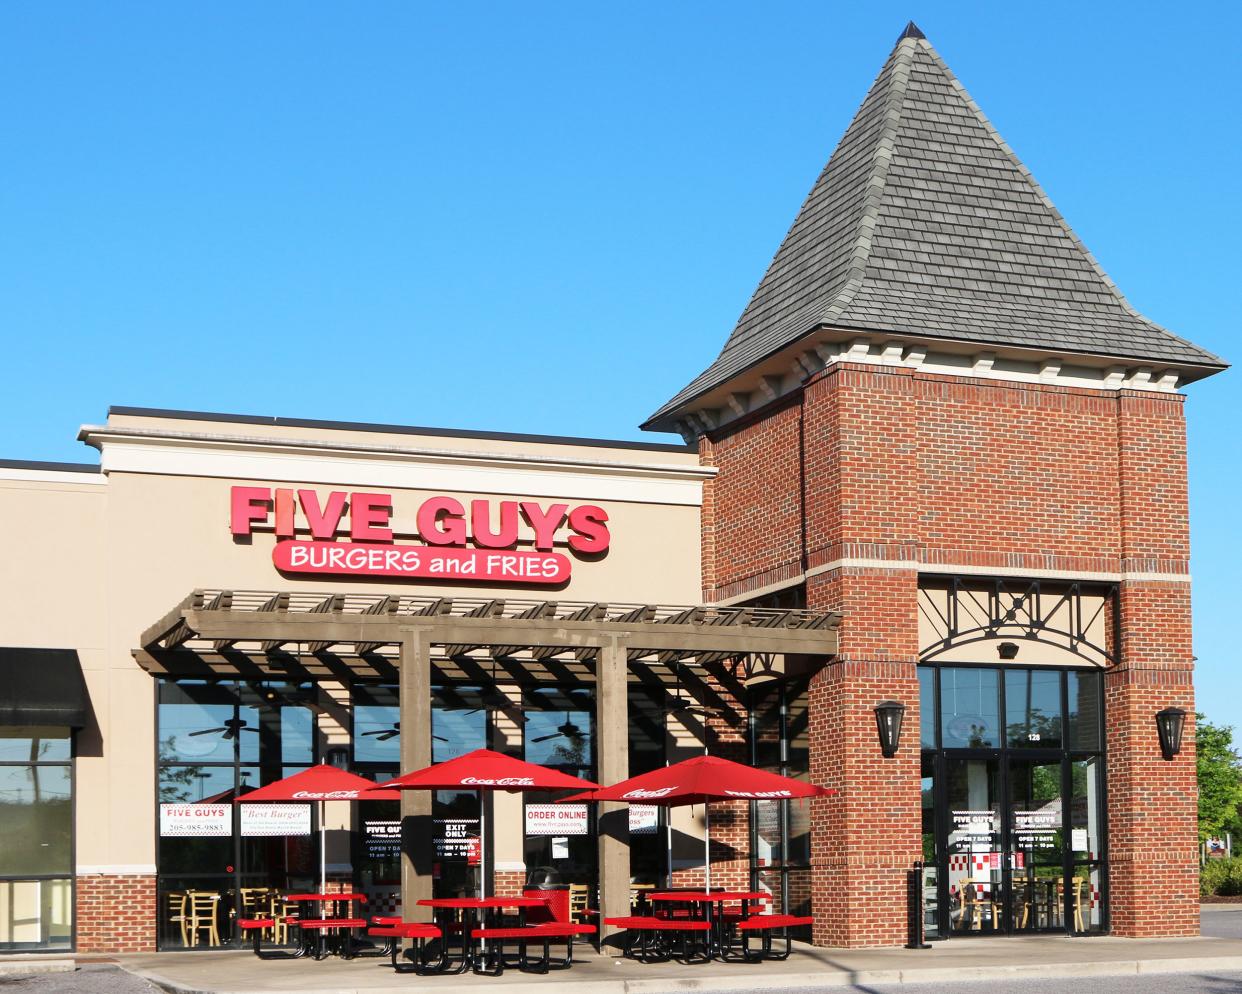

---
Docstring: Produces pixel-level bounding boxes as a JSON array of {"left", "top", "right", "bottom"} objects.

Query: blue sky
[{"left": 2, "top": 3, "right": 1238, "bottom": 728}]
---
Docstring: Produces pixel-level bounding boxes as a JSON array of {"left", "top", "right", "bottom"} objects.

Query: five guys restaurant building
[{"left": 0, "top": 25, "right": 1227, "bottom": 956}]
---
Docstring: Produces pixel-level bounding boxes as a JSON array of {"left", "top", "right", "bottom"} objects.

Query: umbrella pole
[
  {"left": 320, "top": 800, "right": 327, "bottom": 895},
  {"left": 665, "top": 807, "right": 672, "bottom": 888},
  {"left": 704, "top": 803, "right": 712, "bottom": 892},
  {"left": 478, "top": 789, "right": 486, "bottom": 899}
]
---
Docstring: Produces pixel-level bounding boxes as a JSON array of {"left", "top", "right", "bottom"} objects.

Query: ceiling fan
[
  {"left": 530, "top": 716, "right": 586, "bottom": 744},
  {"left": 361, "top": 721, "right": 448, "bottom": 743},
  {"left": 457, "top": 658, "right": 528, "bottom": 721},
  {"left": 662, "top": 660, "right": 721, "bottom": 718},
  {"left": 188, "top": 717, "right": 258, "bottom": 740}
]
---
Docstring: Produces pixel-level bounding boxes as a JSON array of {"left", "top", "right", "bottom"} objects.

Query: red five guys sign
[{"left": 230, "top": 487, "right": 609, "bottom": 586}]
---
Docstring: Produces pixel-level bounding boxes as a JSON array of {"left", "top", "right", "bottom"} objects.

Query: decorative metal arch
[{"left": 918, "top": 575, "right": 1117, "bottom": 666}]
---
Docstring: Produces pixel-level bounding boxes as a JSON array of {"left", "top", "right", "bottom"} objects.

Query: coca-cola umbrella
[
  {"left": 236, "top": 764, "right": 401, "bottom": 895},
  {"left": 369, "top": 748, "right": 599, "bottom": 898},
  {"left": 560, "top": 754, "right": 837, "bottom": 890}
]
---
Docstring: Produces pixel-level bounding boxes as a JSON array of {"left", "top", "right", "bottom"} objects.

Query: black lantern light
[
  {"left": 1155, "top": 707, "right": 1187, "bottom": 761},
  {"left": 874, "top": 700, "right": 906, "bottom": 758}
]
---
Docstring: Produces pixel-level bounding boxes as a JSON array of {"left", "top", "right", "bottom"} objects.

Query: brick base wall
[
  {"left": 492, "top": 870, "right": 526, "bottom": 898},
  {"left": 76, "top": 874, "right": 156, "bottom": 954}
]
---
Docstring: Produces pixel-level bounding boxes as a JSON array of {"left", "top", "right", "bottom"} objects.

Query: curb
[
  {"left": 123, "top": 954, "right": 1242, "bottom": 994},
  {"left": 0, "top": 958, "right": 76, "bottom": 976}
]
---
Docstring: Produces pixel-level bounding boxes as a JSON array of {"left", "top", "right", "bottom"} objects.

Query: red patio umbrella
[
  {"left": 561, "top": 754, "right": 836, "bottom": 890},
  {"left": 237, "top": 764, "right": 401, "bottom": 894},
  {"left": 370, "top": 749, "right": 599, "bottom": 898}
]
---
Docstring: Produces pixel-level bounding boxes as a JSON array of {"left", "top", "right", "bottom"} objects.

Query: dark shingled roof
[{"left": 645, "top": 26, "right": 1225, "bottom": 430}]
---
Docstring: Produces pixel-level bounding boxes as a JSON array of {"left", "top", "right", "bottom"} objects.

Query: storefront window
[
  {"left": 920, "top": 664, "right": 1107, "bottom": 936},
  {"left": 352, "top": 685, "right": 400, "bottom": 766},
  {"left": 628, "top": 686, "right": 667, "bottom": 885},
  {"left": 1067, "top": 671, "right": 1103, "bottom": 752},
  {"left": 919, "top": 667, "right": 937, "bottom": 749},
  {"left": 155, "top": 680, "right": 317, "bottom": 950},
  {"left": 1005, "top": 669, "right": 1063, "bottom": 749},
  {"left": 523, "top": 688, "right": 595, "bottom": 891},
  {"left": 748, "top": 677, "right": 810, "bottom": 937},
  {"left": 349, "top": 684, "right": 491, "bottom": 902},
  {"left": 940, "top": 668, "right": 1000, "bottom": 749},
  {"left": 0, "top": 726, "right": 73, "bottom": 951}
]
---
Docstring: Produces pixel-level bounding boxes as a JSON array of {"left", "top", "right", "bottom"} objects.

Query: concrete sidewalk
[{"left": 114, "top": 930, "right": 1242, "bottom": 994}]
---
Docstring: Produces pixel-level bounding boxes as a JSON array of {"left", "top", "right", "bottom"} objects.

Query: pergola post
[
  {"left": 596, "top": 637, "right": 630, "bottom": 948},
  {"left": 399, "top": 628, "right": 434, "bottom": 922}
]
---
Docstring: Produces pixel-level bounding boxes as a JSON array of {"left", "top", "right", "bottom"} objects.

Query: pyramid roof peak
[{"left": 644, "top": 28, "right": 1224, "bottom": 432}]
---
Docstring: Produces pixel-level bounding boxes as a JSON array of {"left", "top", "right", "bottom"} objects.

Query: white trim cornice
[
  {"left": 0, "top": 468, "right": 106, "bottom": 486},
  {"left": 79, "top": 427, "right": 712, "bottom": 507},
  {"left": 676, "top": 330, "right": 1192, "bottom": 440}
]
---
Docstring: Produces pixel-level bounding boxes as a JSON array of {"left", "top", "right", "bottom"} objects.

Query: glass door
[
  {"left": 1007, "top": 756, "right": 1065, "bottom": 932},
  {"left": 944, "top": 756, "right": 1003, "bottom": 934}
]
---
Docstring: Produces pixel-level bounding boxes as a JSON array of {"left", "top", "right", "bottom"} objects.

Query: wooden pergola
[{"left": 139, "top": 589, "right": 840, "bottom": 939}]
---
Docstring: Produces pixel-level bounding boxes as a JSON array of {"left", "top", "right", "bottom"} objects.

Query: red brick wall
[
  {"left": 700, "top": 397, "right": 806, "bottom": 601},
  {"left": 701, "top": 363, "right": 1197, "bottom": 945},
  {"left": 1107, "top": 391, "right": 1196, "bottom": 936},
  {"left": 76, "top": 873, "right": 156, "bottom": 953},
  {"left": 492, "top": 870, "right": 526, "bottom": 899}
]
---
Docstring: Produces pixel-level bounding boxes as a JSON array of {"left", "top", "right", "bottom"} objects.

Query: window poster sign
[
  {"left": 364, "top": 819, "right": 402, "bottom": 859},
  {"left": 434, "top": 818, "right": 480, "bottom": 862},
  {"left": 951, "top": 809, "right": 996, "bottom": 848},
  {"left": 1013, "top": 809, "right": 1059, "bottom": 851},
  {"left": 240, "top": 804, "right": 311, "bottom": 837},
  {"left": 525, "top": 803, "right": 588, "bottom": 836},
  {"left": 160, "top": 803, "right": 231, "bottom": 837},
  {"left": 629, "top": 804, "right": 659, "bottom": 835}
]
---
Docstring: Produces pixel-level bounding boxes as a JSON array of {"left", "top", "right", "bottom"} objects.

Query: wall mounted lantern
[
  {"left": 1155, "top": 707, "right": 1187, "bottom": 761},
  {"left": 874, "top": 700, "right": 906, "bottom": 758}
]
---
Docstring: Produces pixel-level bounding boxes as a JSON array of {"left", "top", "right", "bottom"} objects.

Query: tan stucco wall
[{"left": 2, "top": 411, "right": 706, "bottom": 874}]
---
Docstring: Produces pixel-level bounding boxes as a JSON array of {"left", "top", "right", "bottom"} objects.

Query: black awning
[{"left": 0, "top": 648, "right": 90, "bottom": 728}]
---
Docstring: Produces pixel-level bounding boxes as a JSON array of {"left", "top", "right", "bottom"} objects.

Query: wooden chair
[
  {"left": 568, "top": 883, "right": 592, "bottom": 923},
  {"left": 1059, "top": 876, "right": 1088, "bottom": 932},
  {"left": 958, "top": 879, "right": 997, "bottom": 930},
  {"left": 1018, "top": 874, "right": 1058, "bottom": 929},
  {"left": 629, "top": 883, "right": 654, "bottom": 914},
  {"left": 184, "top": 890, "right": 222, "bottom": 947},
  {"left": 239, "top": 888, "right": 272, "bottom": 916},
  {"left": 165, "top": 891, "right": 189, "bottom": 947},
  {"left": 239, "top": 888, "right": 275, "bottom": 940}
]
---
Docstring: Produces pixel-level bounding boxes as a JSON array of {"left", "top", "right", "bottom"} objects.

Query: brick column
[
  {"left": 801, "top": 363, "right": 922, "bottom": 948},
  {"left": 1107, "top": 391, "right": 1198, "bottom": 936},
  {"left": 807, "top": 568, "right": 922, "bottom": 947}
]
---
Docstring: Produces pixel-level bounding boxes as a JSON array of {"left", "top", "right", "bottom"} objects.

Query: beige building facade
[{"left": 1, "top": 406, "right": 725, "bottom": 952}]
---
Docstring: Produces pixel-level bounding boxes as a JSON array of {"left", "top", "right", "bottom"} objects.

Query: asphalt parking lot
[{"left": 0, "top": 963, "right": 156, "bottom": 993}]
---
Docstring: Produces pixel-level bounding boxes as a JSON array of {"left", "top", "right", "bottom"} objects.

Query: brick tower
[{"left": 644, "top": 23, "right": 1225, "bottom": 947}]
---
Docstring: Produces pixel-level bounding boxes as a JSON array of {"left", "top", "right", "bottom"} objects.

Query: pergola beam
[
  {"left": 182, "top": 611, "right": 837, "bottom": 657},
  {"left": 493, "top": 602, "right": 559, "bottom": 656},
  {"left": 258, "top": 593, "right": 292, "bottom": 652},
  {"left": 307, "top": 594, "right": 346, "bottom": 654},
  {"left": 356, "top": 596, "right": 400, "bottom": 655},
  {"left": 142, "top": 590, "right": 841, "bottom": 670},
  {"left": 442, "top": 600, "right": 506, "bottom": 657}
]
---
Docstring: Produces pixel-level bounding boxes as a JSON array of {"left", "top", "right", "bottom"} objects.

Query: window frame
[{"left": 0, "top": 725, "right": 75, "bottom": 953}]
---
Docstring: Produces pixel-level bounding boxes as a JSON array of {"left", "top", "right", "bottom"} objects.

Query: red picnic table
[
  {"left": 416, "top": 896, "right": 594, "bottom": 975},
  {"left": 284, "top": 893, "right": 368, "bottom": 960},
  {"left": 607, "top": 890, "right": 806, "bottom": 962}
]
